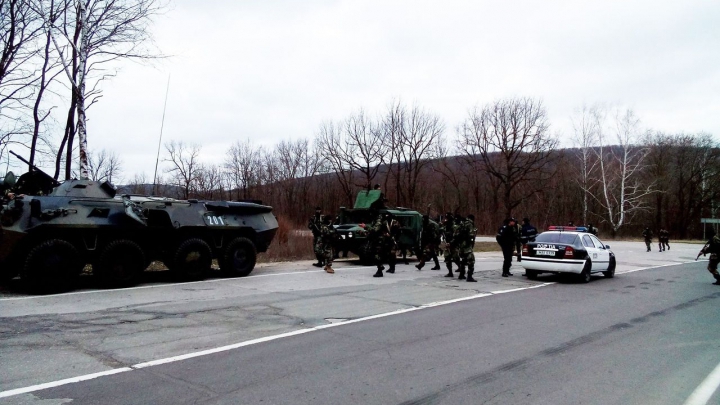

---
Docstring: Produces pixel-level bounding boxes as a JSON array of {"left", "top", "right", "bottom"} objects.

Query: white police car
[{"left": 520, "top": 226, "right": 616, "bottom": 282}]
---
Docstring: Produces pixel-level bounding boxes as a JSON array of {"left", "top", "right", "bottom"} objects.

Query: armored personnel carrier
[
  {"left": 0, "top": 152, "right": 278, "bottom": 292},
  {"left": 333, "top": 189, "right": 422, "bottom": 263}
]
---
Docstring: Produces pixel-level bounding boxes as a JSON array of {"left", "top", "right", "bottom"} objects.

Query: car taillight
[
  {"left": 564, "top": 246, "right": 574, "bottom": 258},
  {"left": 522, "top": 245, "right": 529, "bottom": 255}
]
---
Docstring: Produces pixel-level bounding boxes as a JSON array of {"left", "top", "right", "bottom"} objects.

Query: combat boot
[
  {"left": 415, "top": 261, "right": 424, "bottom": 270},
  {"left": 466, "top": 268, "right": 476, "bottom": 282},
  {"left": 714, "top": 275, "right": 720, "bottom": 285},
  {"left": 387, "top": 265, "right": 395, "bottom": 274},
  {"left": 431, "top": 257, "right": 441, "bottom": 270},
  {"left": 324, "top": 264, "right": 335, "bottom": 274},
  {"left": 444, "top": 263, "right": 454, "bottom": 277},
  {"left": 373, "top": 269, "right": 384, "bottom": 277},
  {"left": 458, "top": 267, "right": 466, "bottom": 280}
]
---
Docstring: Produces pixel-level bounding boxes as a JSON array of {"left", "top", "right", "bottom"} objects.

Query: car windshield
[{"left": 535, "top": 232, "right": 579, "bottom": 245}]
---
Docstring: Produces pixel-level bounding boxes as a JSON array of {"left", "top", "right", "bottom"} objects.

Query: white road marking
[
  {"left": 0, "top": 282, "right": 553, "bottom": 398},
  {"left": 683, "top": 361, "right": 720, "bottom": 405}
]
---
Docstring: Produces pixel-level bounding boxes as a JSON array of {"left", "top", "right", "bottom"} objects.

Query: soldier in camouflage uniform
[
  {"left": 455, "top": 214, "right": 477, "bottom": 282},
  {"left": 371, "top": 213, "right": 396, "bottom": 277},
  {"left": 642, "top": 227, "right": 653, "bottom": 252},
  {"left": 698, "top": 229, "right": 720, "bottom": 285},
  {"left": 442, "top": 213, "right": 461, "bottom": 278},
  {"left": 415, "top": 215, "right": 441, "bottom": 270},
  {"left": 319, "top": 216, "right": 336, "bottom": 274},
  {"left": 308, "top": 207, "right": 324, "bottom": 267}
]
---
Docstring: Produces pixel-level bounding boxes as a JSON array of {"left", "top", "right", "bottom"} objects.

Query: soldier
[
  {"left": 642, "top": 227, "right": 653, "bottom": 252},
  {"left": 319, "top": 216, "right": 336, "bottom": 274},
  {"left": 659, "top": 229, "right": 670, "bottom": 252},
  {"left": 390, "top": 217, "right": 409, "bottom": 265},
  {"left": 308, "top": 207, "right": 324, "bottom": 267},
  {"left": 514, "top": 218, "right": 523, "bottom": 262},
  {"left": 587, "top": 223, "right": 598, "bottom": 236},
  {"left": 371, "top": 212, "right": 396, "bottom": 277},
  {"left": 496, "top": 217, "right": 517, "bottom": 277},
  {"left": 455, "top": 214, "right": 478, "bottom": 282},
  {"left": 697, "top": 229, "right": 720, "bottom": 285},
  {"left": 441, "top": 213, "right": 460, "bottom": 278},
  {"left": 415, "top": 215, "right": 441, "bottom": 271}
]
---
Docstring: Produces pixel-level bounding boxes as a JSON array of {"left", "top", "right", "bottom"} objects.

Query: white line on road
[
  {"left": 0, "top": 282, "right": 552, "bottom": 398},
  {"left": 683, "top": 361, "right": 720, "bottom": 405}
]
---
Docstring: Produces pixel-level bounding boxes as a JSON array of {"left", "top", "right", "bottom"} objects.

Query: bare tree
[
  {"left": 87, "top": 148, "right": 121, "bottom": 183},
  {"left": 399, "top": 104, "right": 444, "bottom": 207},
  {"left": 224, "top": 138, "right": 263, "bottom": 200},
  {"left": 459, "top": 97, "right": 558, "bottom": 217},
  {"left": 38, "top": 0, "right": 166, "bottom": 179},
  {"left": 571, "top": 104, "right": 602, "bottom": 225},
  {"left": 163, "top": 140, "right": 201, "bottom": 199},
  {"left": 592, "top": 108, "right": 655, "bottom": 235},
  {"left": 315, "top": 120, "right": 355, "bottom": 205},
  {"left": 195, "top": 163, "right": 223, "bottom": 200}
]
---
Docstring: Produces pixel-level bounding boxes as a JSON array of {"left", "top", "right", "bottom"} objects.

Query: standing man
[
  {"left": 308, "top": 207, "right": 324, "bottom": 267},
  {"left": 520, "top": 218, "right": 537, "bottom": 269},
  {"left": 441, "top": 213, "right": 460, "bottom": 278},
  {"left": 497, "top": 218, "right": 517, "bottom": 277},
  {"left": 416, "top": 215, "right": 441, "bottom": 271},
  {"left": 319, "top": 216, "right": 336, "bottom": 274},
  {"left": 514, "top": 218, "right": 523, "bottom": 262},
  {"left": 455, "top": 214, "right": 477, "bottom": 282},
  {"left": 697, "top": 229, "right": 720, "bottom": 285},
  {"left": 371, "top": 213, "right": 396, "bottom": 277},
  {"left": 659, "top": 229, "right": 670, "bottom": 252},
  {"left": 642, "top": 227, "right": 653, "bottom": 252},
  {"left": 587, "top": 223, "right": 598, "bottom": 236}
]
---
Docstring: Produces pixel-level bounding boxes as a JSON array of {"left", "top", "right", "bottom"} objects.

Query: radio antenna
[{"left": 152, "top": 74, "right": 171, "bottom": 195}]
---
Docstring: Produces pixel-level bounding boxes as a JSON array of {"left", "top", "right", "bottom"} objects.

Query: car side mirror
[{"left": 605, "top": 245, "right": 610, "bottom": 249}]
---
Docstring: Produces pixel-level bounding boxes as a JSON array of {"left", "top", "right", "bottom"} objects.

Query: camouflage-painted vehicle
[
  {"left": 333, "top": 190, "right": 422, "bottom": 263},
  {"left": 0, "top": 153, "right": 278, "bottom": 291}
]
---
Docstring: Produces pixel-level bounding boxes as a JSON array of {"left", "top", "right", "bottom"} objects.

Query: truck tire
[
  {"left": 220, "top": 237, "right": 257, "bottom": 277},
  {"left": 95, "top": 239, "right": 146, "bottom": 288},
  {"left": 171, "top": 238, "right": 212, "bottom": 280},
  {"left": 22, "top": 239, "right": 82, "bottom": 292}
]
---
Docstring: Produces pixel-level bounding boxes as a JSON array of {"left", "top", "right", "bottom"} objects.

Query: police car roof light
[{"left": 547, "top": 226, "right": 588, "bottom": 232}]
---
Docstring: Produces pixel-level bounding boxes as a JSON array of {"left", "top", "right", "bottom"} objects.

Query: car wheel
[
  {"left": 580, "top": 260, "right": 592, "bottom": 283},
  {"left": 22, "top": 239, "right": 82, "bottom": 292},
  {"left": 526, "top": 270, "right": 539, "bottom": 280},
  {"left": 95, "top": 240, "right": 146, "bottom": 288},
  {"left": 603, "top": 256, "right": 616, "bottom": 278},
  {"left": 221, "top": 237, "right": 257, "bottom": 277},
  {"left": 171, "top": 238, "right": 212, "bottom": 280}
]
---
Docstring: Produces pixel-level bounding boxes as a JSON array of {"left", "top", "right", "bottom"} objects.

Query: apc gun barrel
[{"left": 9, "top": 150, "right": 60, "bottom": 187}]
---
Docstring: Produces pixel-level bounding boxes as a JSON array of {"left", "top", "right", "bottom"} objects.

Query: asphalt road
[{"left": 1, "top": 240, "right": 718, "bottom": 404}]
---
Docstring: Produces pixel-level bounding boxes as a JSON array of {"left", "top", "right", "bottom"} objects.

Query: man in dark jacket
[{"left": 497, "top": 218, "right": 517, "bottom": 277}]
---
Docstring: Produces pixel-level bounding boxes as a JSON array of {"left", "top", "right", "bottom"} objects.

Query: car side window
[
  {"left": 582, "top": 235, "right": 594, "bottom": 248},
  {"left": 589, "top": 235, "right": 605, "bottom": 249}
]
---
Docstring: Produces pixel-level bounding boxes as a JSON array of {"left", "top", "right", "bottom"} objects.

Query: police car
[{"left": 520, "top": 226, "right": 616, "bottom": 282}]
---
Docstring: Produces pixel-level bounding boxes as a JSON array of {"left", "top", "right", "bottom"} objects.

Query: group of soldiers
[
  {"left": 416, "top": 213, "right": 477, "bottom": 281},
  {"left": 642, "top": 227, "right": 671, "bottom": 252}
]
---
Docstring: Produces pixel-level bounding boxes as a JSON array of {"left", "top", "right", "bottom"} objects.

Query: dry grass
[
  {"left": 473, "top": 241, "right": 501, "bottom": 252},
  {"left": 259, "top": 216, "right": 315, "bottom": 263}
]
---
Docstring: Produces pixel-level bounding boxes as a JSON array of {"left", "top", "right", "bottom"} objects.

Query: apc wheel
[
  {"left": 603, "top": 256, "right": 616, "bottom": 278},
  {"left": 22, "top": 239, "right": 82, "bottom": 292},
  {"left": 220, "top": 237, "right": 257, "bottom": 277},
  {"left": 580, "top": 260, "right": 592, "bottom": 283},
  {"left": 95, "top": 240, "right": 146, "bottom": 288},
  {"left": 172, "top": 238, "right": 212, "bottom": 280},
  {"left": 526, "top": 270, "right": 539, "bottom": 280}
]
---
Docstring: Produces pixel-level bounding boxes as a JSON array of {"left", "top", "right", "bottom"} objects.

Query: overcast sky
[{"left": 86, "top": 0, "right": 720, "bottom": 182}]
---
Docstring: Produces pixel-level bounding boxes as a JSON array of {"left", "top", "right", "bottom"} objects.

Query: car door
[
  {"left": 589, "top": 235, "right": 610, "bottom": 270},
  {"left": 581, "top": 235, "right": 600, "bottom": 270}
]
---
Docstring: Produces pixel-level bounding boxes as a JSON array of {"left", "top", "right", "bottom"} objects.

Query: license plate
[{"left": 535, "top": 250, "right": 555, "bottom": 256}]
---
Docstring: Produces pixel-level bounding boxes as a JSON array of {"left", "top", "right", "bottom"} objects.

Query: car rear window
[{"left": 535, "top": 232, "right": 579, "bottom": 245}]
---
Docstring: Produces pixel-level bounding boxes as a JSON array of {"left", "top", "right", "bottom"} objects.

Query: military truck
[
  {"left": 333, "top": 190, "right": 422, "bottom": 263},
  {"left": 0, "top": 153, "right": 278, "bottom": 292}
]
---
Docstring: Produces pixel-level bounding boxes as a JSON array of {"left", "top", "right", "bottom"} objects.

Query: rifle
[{"left": 697, "top": 241, "right": 710, "bottom": 261}]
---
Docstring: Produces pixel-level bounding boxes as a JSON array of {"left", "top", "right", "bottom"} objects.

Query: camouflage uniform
[
  {"left": 699, "top": 234, "right": 720, "bottom": 285},
  {"left": 319, "top": 221, "right": 336, "bottom": 273},
  {"left": 659, "top": 229, "right": 670, "bottom": 252},
  {"left": 416, "top": 217, "right": 440, "bottom": 270},
  {"left": 441, "top": 215, "right": 460, "bottom": 277},
  {"left": 371, "top": 214, "right": 396, "bottom": 276},
  {"left": 455, "top": 216, "right": 477, "bottom": 281},
  {"left": 308, "top": 213, "right": 324, "bottom": 266}
]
